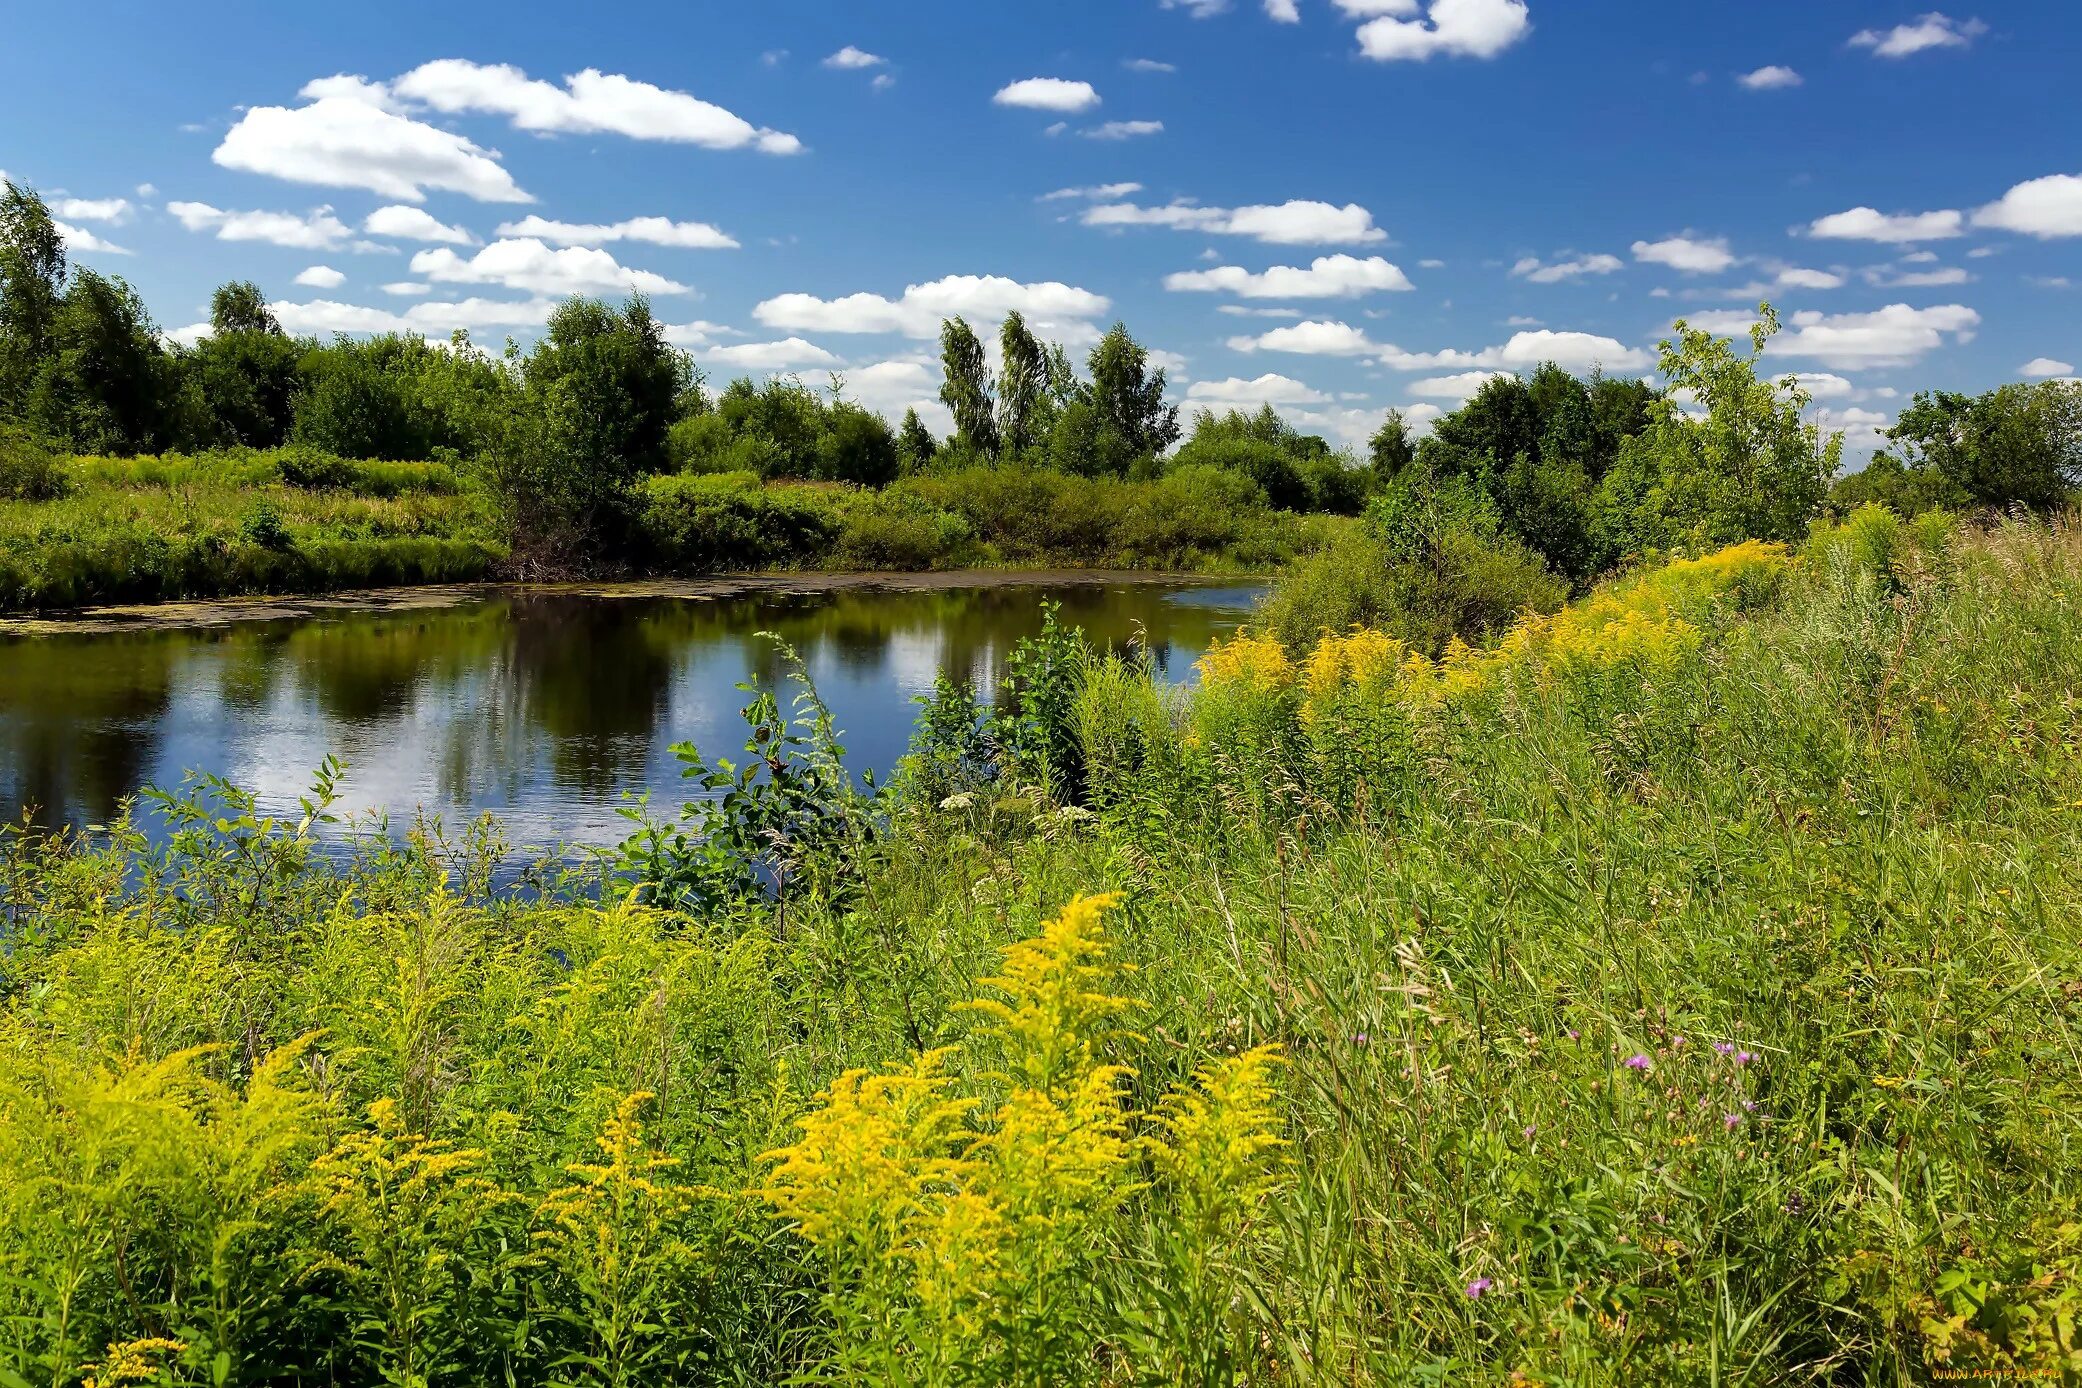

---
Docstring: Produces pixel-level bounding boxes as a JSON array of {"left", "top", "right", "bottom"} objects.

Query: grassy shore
[
  {"left": 1, "top": 512, "right": 2076, "bottom": 1384},
  {"left": 0, "top": 447, "right": 1346, "bottom": 612}
]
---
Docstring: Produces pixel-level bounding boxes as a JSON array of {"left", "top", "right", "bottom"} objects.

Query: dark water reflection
[{"left": 0, "top": 576, "right": 1262, "bottom": 847}]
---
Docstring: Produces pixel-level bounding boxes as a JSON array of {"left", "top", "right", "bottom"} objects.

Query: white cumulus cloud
[
  {"left": 268, "top": 295, "right": 564, "bottom": 337},
  {"left": 704, "top": 338, "right": 842, "bottom": 370},
  {"left": 1767, "top": 303, "right": 1982, "bottom": 369},
  {"left": 1082, "top": 120, "right": 1164, "bottom": 140},
  {"left": 823, "top": 46, "right": 886, "bottom": 69},
  {"left": 364, "top": 205, "right": 476, "bottom": 244},
  {"left": 2020, "top": 357, "right": 2074, "bottom": 378},
  {"left": 293, "top": 265, "right": 346, "bottom": 289},
  {"left": 1353, "top": 0, "right": 1532, "bottom": 62},
  {"left": 1083, "top": 198, "right": 1386, "bottom": 245},
  {"left": 1849, "top": 13, "right": 1987, "bottom": 58},
  {"left": 1409, "top": 370, "right": 1511, "bottom": 399},
  {"left": 56, "top": 222, "right": 130, "bottom": 256},
  {"left": 494, "top": 214, "right": 738, "bottom": 249},
  {"left": 1737, "top": 65, "right": 1802, "bottom": 89},
  {"left": 1807, "top": 206, "right": 1964, "bottom": 243},
  {"left": 993, "top": 78, "right": 1101, "bottom": 112},
  {"left": 1165, "top": 254, "right": 1414, "bottom": 298},
  {"left": 389, "top": 60, "right": 801, "bottom": 153},
  {"left": 1039, "top": 182, "right": 1145, "bottom": 202},
  {"left": 169, "top": 201, "right": 352, "bottom": 249},
  {"left": 1511, "top": 252, "right": 1623, "bottom": 283},
  {"left": 409, "top": 238, "right": 689, "bottom": 296},
  {"left": 1972, "top": 174, "right": 2082, "bottom": 239},
  {"left": 1186, "top": 373, "right": 1332, "bottom": 406},
  {"left": 754, "top": 274, "right": 1111, "bottom": 341},
  {"left": 51, "top": 196, "right": 132, "bottom": 223},
  {"left": 1632, "top": 236, "right": 1738, "bottom": 273},
  {"left": 1228, "top": 319, "right": 1651, "bottom": 373},
  {"left": 215, "top": 95, "right": 530, "bottom": 203}
]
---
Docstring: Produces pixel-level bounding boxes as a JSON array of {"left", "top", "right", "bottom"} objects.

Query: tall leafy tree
[
  {"left": 1368, "top": 410, "right": 1417, "bottom": 480},
  {"left": 0, "top": 181, "right": 65, "bottom": 414},
  {"left": 210, "top": 280, "right": 279, "bottom": 337},
  {"left": 897, "top": 407, "right": 939, "bottom": 472},
  {"left": 1592, "top": 305, "right": 1838, "bottom": 559},
  {"left": 938, "top": 316, "right": 998, "bottom": 454},
  {"left": 36, "top": 269, "right": 170, "bottom": 454},
  {"left": 996, "top": 311, "right": 1047, "bottom": 456},
  {"left": 1085, "top": 322, "right": 1180, "bottom": 471},
  {"left": 1882, "top": 381, "right": 2081, "bottom": 511}
]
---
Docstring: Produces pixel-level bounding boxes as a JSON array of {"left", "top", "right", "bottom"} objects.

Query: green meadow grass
[{"left": 0, "top": 515, "right": 2076, "bottom": 1385}]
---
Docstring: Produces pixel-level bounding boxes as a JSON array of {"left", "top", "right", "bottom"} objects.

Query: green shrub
[
  {"left": 0, "top": 427, "right": 69, "bottom": 501},
  {"left": 833, "top": 488, "right": 973, "bottom": 569},
  {"left": 635, "top": 471, "right": 844, "bottom": 571}
]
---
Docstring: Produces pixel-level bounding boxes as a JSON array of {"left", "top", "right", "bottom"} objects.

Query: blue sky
[{"left": 2, "top": 1, "right": 2077, "bottom": 455}]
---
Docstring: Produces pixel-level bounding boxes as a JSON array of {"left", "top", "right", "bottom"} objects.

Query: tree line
[{"left": 5, "top": 176, "right": 2075, "bottom": 580}]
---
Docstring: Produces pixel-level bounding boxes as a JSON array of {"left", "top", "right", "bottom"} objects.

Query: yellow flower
[{"left": 1198, "top": 631, "right": 1293, "bottom": 692}]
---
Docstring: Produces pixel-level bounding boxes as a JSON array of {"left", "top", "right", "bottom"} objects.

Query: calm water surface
[{"left": 0, "top": 575, "right": 1262, "bottom": 847}]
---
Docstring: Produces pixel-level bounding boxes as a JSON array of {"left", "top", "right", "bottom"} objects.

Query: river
[{"left": 0, "top": 573, "right": 1263, "bottom": 847}]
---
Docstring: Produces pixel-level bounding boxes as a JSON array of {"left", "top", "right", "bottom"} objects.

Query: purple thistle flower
[
  {"left": 1465, "top": 1277, "right": 1493, "bottom": 1299},
  {"left": 1735, "top": 1051, "right": 1757, "bottom": 1065},
  {"left": 1352, "top": 1032, "right": 1370, "bottom": 1046},
  {"left": 1671, "top": 1035, "right": 1686, "bottom": 1048},
  {"left": 1624, "top": 1054, "right": 1652, "bottom": 1072},
  {"left": 1713, "top": 1041, "right": 1736, "bottom": 1056},
  {"left": 1724, "top": 1112, "right": 1743, "bottom": 1130},
  {"left": 1523, "top": 1125, "right": 1536, "bottom": 1139},
  {"left": 1565, "top": 1028, "right": 1579, "bottom": 1040}
]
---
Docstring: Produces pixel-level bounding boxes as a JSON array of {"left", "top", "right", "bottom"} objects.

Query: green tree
[
  {"left": 0, "top": 180, "right": 65, "bottom": 415},
  {"left": 210, "top": 280, "right": 279, "bottom": 337},
  {"left": 897, "top": 407, "right": 939, "bottom": 473},
  {"left": 1882, "top": 381, "right": 2081, "bottom": 511},
  {"left": 33, "top": 269, "right": 171, "bottom": 453},
  {"left": 996, "top": 311, "right": 1048, "bottom": 456},
  {"left": 938, "top": 316, "right": 998, "bottom": 455},
  {"left": 1368, "top": 410, "right": 1417, "bottom": 481},
  {"left": 1085, "top": 322, "right": 1180, "bottom": 469},
  {"left": 495, "top": 296, "right": 690, "bottom": 547},
  {"left": 1591, "top": 304, "right": 1837, "bottom": 561},
  {"left": 816, "top": 403, "right": 900, "bottom": 486}
]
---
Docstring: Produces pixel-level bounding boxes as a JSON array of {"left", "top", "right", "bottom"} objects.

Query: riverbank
[
  {"left": 3, "top": 516, "right": 2075, "bottom": 1383},
  {"left": 0, "top": 446, "right": 1351, "bottom": 614}
]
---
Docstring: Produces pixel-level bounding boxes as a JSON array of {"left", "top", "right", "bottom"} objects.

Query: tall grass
[{"left": 0, "top": 513, "right": 2076, "bottom": 1383}]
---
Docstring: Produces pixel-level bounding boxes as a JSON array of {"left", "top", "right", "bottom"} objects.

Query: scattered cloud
[
  {"left": 1631, "top": 236, "right": 1738, "bottom": 274},
  {"left": 843, "top": 358, "right": 956, "bottom": 434},
  {"left": 1083, "top": 198, "right": 1386, "bottom": 245},
  {"left": 993, "top": 78, "right": 1101, "bottom": 113},
  {"left": 1737, "top": 65, "right": 1803, "bottom": 90},
  {"left": 754, "top": 273, "right": 1111, "bottom": 341},
  {"left": 1040, "top": 182, "right": 1144, "bottom": 202},
  {"left": 2021, "top": 357, "right": 2074, "bottom": 378},
  {"left": 364, "top": 205, "right": 476, "bottom": 244},
  {"left": 1164, "top": 254, "right": 1414, "bottom": 298},
  {"left": 409, "top": 238, "right": 689, "bottom": 296},
  {"left": 1082, "top": 120, "right": 1164, "bottom": 140},
  {"left": 1807, "top": 206, "right": 1964, "bottom": 242},
  {"left": 1510, "top": 251, "right": 1623, "bottom": 283},
  {"left": 1409, "top": 370, "right": 1511, "bottom": 399},
  {"left": 1812, "top": 406, "right": 1894, "bottom": 451},
  {"left": 388, "top": 60, "right": 801, "bottom": 153},
  {"left": 381, "top": 282, "right": 432, "bottom": 296},
  {"left": 1185, "top": 373, "right": 1332, "bottom": 406},
  {"left": 703, "top": 338, "right": 842, "bottom": 370},
  {"left": 1217, "top": 305, "right": 1307, "bottom": 317},
  {"left": 55, "top": 222, "right": 130, "bottom": 255},
  {"left": 1350, "top": 0, "right": 1532, "bottom": 62},
  {"left": 823, "top": 46, "right": 886, "bottom": 70},
  {"left": 1161, "top": 0, "right": 1232, "bottom": 16},
  {"left": 1228, "top": 318, "right": 1652, "bottom": 373},
  {"left": 293, "top": 265, "right": 346, "bottom": 289},
  {"left": 1849, "top": 13, "right": 1987, "bottom": 58},
  {"left": 214, "top": 93, "right": 530, "bottom": 203},
  {"left": 1864, "top": 264, "right": 1971, "bottom": 288},
  {"left": 169, "top": 200, "right": 351, "bottom": 249},
  {"left": 1774, "top": 266, "right": 1846, "bottom": 289},
  {"left": 1972, "top": 174, "right": 2082, "bottom": 239},
  {"left": 268, "top": 295, "right": 563, "bottom": 337},
  {"left": 51, "top": 196, "right": 132, "bottom": 223},
  {"left": 1265, "top": 0, "right": 1302, "bottom": 21},
  {"left": 1768, "top": 303, "right": 1982, "bottom": 369},
  {"left": 1787, "top": 372, "right": 1857, "bottom": 400},
  {"left": 1124, "top": 58, "right": 1178, "bottom": 73},
  {"left": 494, "top": 214, "right": 738, "bottom": 249}
]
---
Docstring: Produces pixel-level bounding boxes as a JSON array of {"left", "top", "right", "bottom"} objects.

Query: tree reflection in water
[{"left": 0, "top": 577, "right": 1260, "bottom": 845}]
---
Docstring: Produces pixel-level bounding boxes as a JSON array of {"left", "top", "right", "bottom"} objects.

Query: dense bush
[
  {"left": 0, "top": 423, "right": 66, "bottom": 500},
  {"left": 635, "top": 471, "right": 844, "bottom": 570}
]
